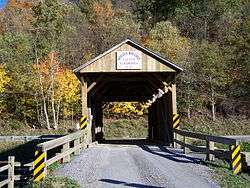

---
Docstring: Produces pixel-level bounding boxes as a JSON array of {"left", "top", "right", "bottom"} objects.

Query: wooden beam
[
  {"left": 87, "top": 75, "right": 104, "bottom": 93},
  {"left": 89, "top": 81, "right": 107, "bottom": 97},
  {"left": 81, "top": 77, "right": 88, "bottom": 115},
  {"left": 171, "top": 83, "right": 177, "bottom": 114}
]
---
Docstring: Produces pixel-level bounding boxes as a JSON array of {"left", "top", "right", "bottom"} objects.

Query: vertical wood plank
[
  {"left": 8, "top": 156, "right": 14, "bottom": 188},
  {"left": 171, "top": 83, "right": 178, "bottom": 148},
  {"left": 206, "top": 140, "right": 215, "bottom": 161},
  {"left": 74, "top": 139, "right": 80, "bottom": 155},
  {"left": 81, "top": 78, "right": 88, "bottom": 115},
  {"left": 81, "top": 77, "right": 91, "bottom": 145},
  {"left": 171, "top": 83, "right": 177, "bottom": 114},
  {"left": 62, "top": 143, "right": 70, "bottom": 163},
  {"left": 43, "top": 149, "right": 47, "bottom": 177}
]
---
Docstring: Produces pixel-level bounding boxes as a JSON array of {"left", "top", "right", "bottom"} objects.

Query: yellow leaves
[
  {"left": 108, "top": 102, "right": 147, "bottom": 116},
  {"left": 56, "top": 69, "right": 79, "bottom": 103},
  {"left": 33, "top": 51, "right": 80, "bottom": 117},
  {"left": 0, "top": 65, "right": 11, "bottom": 93}
]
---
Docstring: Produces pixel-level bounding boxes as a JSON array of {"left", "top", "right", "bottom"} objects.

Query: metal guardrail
[{"left": 173, "top": 129, "right": 242, "bottom": 175}]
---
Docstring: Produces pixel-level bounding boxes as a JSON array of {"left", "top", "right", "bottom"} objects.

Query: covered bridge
[{"left": 74, "top": 39, "right": 183, "bottom": 145}]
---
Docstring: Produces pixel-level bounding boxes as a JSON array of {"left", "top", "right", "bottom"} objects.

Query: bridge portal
[{"left": 74, "top": 39, "right": 182, "bottom": 145}]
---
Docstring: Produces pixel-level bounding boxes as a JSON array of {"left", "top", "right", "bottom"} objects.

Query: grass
[
  {"left": 241, "top": 142, "right": 250, "bottom": 152},
  {"left": 0, "top": 141, "right": 25, "bottom": 153},
  {"left": 25, "top": 161, "right": 80, "bottom": 188},
  {"left": 26, "top": 176, "right": 80, "bottom": 188},
  {"left": 206, "top": 160, "right": 250, "bottom": 188},
  {"left": 27, "top": 160, "right": 81, "bottom": 188},
  {"left": 103, "top": 117, "right": 148, "bottom": 139},
  {"left": 0, "top": 118, "right": 76, "bottom": 136},
  {"left": 181, "top": 115, "right": 250, "bottom": 136}
]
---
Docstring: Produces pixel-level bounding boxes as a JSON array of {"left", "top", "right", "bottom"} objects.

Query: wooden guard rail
[
  {"left": 0, "top": 156, "right": 15, "bottom": 188},
  {"left": 34, "top": 130, "right": 85, "bottom": 182},
  {"left": 173, "top": 129, "right": 242, "bottom": 174}
]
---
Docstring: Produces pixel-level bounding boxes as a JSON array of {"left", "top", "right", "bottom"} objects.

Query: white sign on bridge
[{"left": 116, "top": 51, "right": 142, "bottom": 70}]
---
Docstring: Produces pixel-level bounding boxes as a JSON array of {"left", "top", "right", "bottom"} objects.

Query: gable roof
[{"left": 73, "top": 38, "right": 183, "bottom": 73}]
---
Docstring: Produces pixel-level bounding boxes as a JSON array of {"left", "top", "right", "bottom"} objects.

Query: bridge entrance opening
[
  {"left": 74, "top": 39, "right": 183, "bottom": 145},
  {"left": 102, "top": 102, "right": 148, "bottom": 140}
]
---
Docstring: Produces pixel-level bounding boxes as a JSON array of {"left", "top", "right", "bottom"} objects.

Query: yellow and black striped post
[
  {"left": 33, "top": 149, "right": 46, "bottom": 182},
  {"left": 173, "top": 114, "right": 180, "bottom": 129},
  {"left": 230, "top": 144, "right": 242, "bottom": 175},
  {"left": 80, "top": 115, "right": 88, "bottom": 129}
]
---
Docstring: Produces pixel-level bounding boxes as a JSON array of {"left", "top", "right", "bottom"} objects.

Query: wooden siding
[{"left": 80, "top": 43, "right": 175, "bottom": 73}]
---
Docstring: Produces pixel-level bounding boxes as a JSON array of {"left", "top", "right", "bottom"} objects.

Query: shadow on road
[
  {"left": 100, "top": 138, "right": 166, "bottom": 146},
  {"left": 139, "top": 145, "right": 203, "bottom": 164},
  {"left": 99, "top": 178, "right": 164, "bottom": 188},
  {"left": 101, "top": 138, "right": 202, "bottom": 165}
]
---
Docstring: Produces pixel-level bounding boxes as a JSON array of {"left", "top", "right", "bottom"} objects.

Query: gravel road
[{"left": 56, "top": 143, "right": 220, "bottom": 188}]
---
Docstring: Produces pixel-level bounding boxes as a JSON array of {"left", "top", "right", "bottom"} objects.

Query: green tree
[
  {"left": 0, "top": 32, "right": 36, "bottom": 123},
  {"left": 191, "top": 41, "right": 231, "bottom": 120},
  {"left": 146, "top": 21, "right": 190, "bottom": 63},
  {"left": 132, "top": 0, "right": 183, "bottom": 27}
]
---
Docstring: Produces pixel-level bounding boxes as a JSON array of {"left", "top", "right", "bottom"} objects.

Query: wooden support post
[
  {"left": 206, "top": 140, "right": 215, "bottom": 161},
  {"left": 81, "top": 77, "right": 91, "bottom": 145},
  {"left": 81, "top": 79, "right": 88, "bottom": 115},
  {"left": 171, "top": 84, "right": 177, "bottom": 114},
  {"left": 74, "top": 139, "right": 80, "bottom": 155},
  {"left": 171, "top": 83, "right": 178, "bottom": 148},
  {"left": 62, "top": 143, "right": 70, "bottom": 163},
  {"left": 8, "top": 156, "right": 14, "bottom": 188}
]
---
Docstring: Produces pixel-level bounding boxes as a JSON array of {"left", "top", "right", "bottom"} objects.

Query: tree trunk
[
  {"left": 187, "top": 84, "right": 191, "bottom": 119},
  {"left": 211, "top": 101, "right": 216, "bottom": 121},
  {"left": 34, "top": 39, "right": 50, "bottom": 129},
  {"left": 35, "top": 92, "right": 41, "bottom": 125},
  {"left": 37, "top": 58, "right": 50, "bottom": 129},
  {"left": 71, "top": 107, "right": 74, "bottom": 127},
  {"left": 56, "top": 100, "right": 61, "bottom": 127},
  {"left": 210, "top": 76, "right": 216, "bottom": 121},
  {"left": 50, "top": 53, "right": 58, "bottom": 130}
]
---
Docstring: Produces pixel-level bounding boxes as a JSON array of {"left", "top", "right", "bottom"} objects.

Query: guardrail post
[
  {"left": 206, "top": 139, "right": 214, "bottom": 161},
  {"left": 230, "top": 144, "right": 242, "bottom": 175},
  {"left": 62, "top": 142, "right": 70, "bottom": 163},
  {"left": 173, "top": 114, "right": 180, "bottom": 148},
  {"left": 34, "top": 147, "right": 47, "bottom": 182},
  {"left": 74, "top": 138, "right": 81, "bottom": 155},
  {"left": 8, "top": 156, "right": 15, "bottom": 188}
]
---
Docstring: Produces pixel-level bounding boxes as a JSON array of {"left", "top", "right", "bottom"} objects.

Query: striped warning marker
[
  {"left": 34, "top": 150, "right": 46, "bottom": 182},
  {"left": 80, "top": 115, "right": 88, "bottom": 129},
  {"left": 231, "top": 145, "right": 242, "bottom": 175},
  {"left": 173, "top": 114, "right": 180, "bottom": 129}
]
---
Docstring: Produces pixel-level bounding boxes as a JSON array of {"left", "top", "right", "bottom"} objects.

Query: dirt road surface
[{"left": 56, "top": 143, "right": 219, "bottom": 188}]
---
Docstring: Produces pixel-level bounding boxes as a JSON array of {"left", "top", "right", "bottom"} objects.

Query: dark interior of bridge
[{"left": 87, "top": 73, "right": 175, "bottom": 145}]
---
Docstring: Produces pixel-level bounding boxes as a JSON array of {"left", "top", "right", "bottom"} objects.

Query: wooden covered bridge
[{"left": 74, "top": 39, "right": 183, "bottom": 145}]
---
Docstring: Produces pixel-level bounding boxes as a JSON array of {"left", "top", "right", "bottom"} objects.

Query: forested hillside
[{"left": 0, "top": 0, "right": 249, "bottom": 133}]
